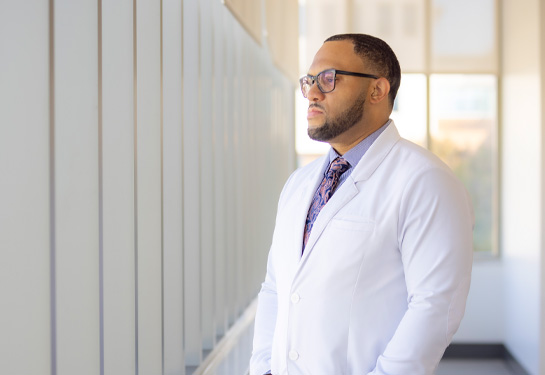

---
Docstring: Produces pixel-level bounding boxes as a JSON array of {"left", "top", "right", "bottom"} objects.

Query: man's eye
[{"left": 323, "top": 75, "right": 334, "bottom": 84}]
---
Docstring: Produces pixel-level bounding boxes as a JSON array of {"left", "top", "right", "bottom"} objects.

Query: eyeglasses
[{"left": 299, "top": 69, "right": 379, "bottom": 98}]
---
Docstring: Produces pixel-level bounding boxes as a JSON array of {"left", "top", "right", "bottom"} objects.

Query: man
[{"left": 250, "top": 34, "right": 474, "bottom": 375}]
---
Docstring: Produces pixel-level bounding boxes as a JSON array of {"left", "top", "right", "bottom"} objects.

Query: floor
[{"left": 436, "top": 359, "right": 519, "bottom": 375}]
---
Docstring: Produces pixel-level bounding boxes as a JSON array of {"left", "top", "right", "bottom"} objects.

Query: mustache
[{"left": 309, "top": 104, "right": 325, "bottom": 111}]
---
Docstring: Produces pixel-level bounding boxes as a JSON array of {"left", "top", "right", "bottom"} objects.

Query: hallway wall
[
  {"left": 501, "top": 0, "right": 544, "bottom": 373},
  {"left": 0, "top": 1, "right": 296, "bottom": 374}
]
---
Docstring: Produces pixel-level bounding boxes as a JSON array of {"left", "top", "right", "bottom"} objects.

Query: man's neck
[
  {"left": 326, "top": 120, "right": 391, "bottom": 177},
  {"left": 329, "top": 114, "right": 391, "bottom": 155}
]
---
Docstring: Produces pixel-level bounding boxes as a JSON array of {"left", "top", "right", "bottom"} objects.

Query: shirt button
[
  {"left": 290, "top": 293, "right": 300, "bottom": 304},
  {"left": 289, "top": 350, "right": 299, "bottom": 361}
]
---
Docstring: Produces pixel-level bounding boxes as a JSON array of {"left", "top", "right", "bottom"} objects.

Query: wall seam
[
  {"left": 97, "top": 0, "right": 105, "bottom": 374},
  {"left": 48, "top": 0, "right": 57, "bottom": 374},
  {"left": 197, "top": 0, "right": 204, "bottom": 358},
  {"left": 538, "top": 1, "right": 545, "bottom": 373},
  {"left": 180, "top": 0, "right": 186, "bottom": 371},
  {"left": 159, "top": 0, "right": 165, "bottom": 373},
  {"left": 133, "top": 0, "right": 139, "bottom": 373}
]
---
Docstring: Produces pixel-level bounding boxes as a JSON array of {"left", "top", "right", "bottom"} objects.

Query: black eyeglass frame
[{"left": 299, "top": 69, "right": 379, "bottom": 98}]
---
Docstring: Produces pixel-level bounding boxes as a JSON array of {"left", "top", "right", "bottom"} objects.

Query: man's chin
[{"left": 307, "top": 126, "right": 333, "bottom": 142}]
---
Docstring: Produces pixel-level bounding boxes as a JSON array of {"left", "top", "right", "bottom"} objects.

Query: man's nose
[{"left": 306, "top": 81, "right": 325, "bottom": 101}]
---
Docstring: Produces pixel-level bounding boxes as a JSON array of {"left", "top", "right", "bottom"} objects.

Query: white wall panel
[
  {"left": 135, "top": 0, "right": 163, "bottom": 373},
  {"left": 162, "top": 0, "right": 185, "bottom": 373},
  {"left": 199, "top": 0, "right": 216, "bottom": 351},
  {"left": 0, "top": 2, "right": 51, "bottom": 374},
  {"left": 501, "top": 0, "right": 543, "bottom": 373},
  {"left": 233, "top": 24, "right": 244, "bottom": 317},
  {"left": 212, "top": 0, "right": 228, "bottom": 339},
  {"left": 243, "top": 32, "right": 259, "bottom": 305},
  {"left": 239, "top": 37, "right": 249, "bottom": 307},
  {"left": 253, "top": 65, "right": 269, "bottom": 294},
  {"left": 183, "top": 0, "right": 203, "bottom": 366},
  {"left": 244, "top": 41, "right": 256, "bottom": 300},
  {"left": 223, "top": 10, "right": 237, "bottom": 326},
  {"left": 101, "top": 0, "right": 136, "bottom": 373},
  {"left": 54, "top": 0, "right": 100, "bottom": 374}
]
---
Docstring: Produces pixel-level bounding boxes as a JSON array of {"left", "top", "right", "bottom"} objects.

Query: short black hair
[{"left": 324, "top": 33, "right": 401, "bottom": 107}]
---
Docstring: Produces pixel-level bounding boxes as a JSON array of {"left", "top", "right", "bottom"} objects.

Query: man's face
[
  {"left": 305, "top": 41, "right": 372, "bottom": 143},
  {"left": 307, "top": 85, "right": 367, "bottom": 142}
]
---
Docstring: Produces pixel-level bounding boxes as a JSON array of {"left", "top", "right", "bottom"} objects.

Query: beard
[{"left": 308, "top": 91, "right": 366, "bottom": 142}]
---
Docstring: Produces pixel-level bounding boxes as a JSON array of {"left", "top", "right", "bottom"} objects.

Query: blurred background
[{"left": 1, "top": 0, "right": 544, "bottom": 374}]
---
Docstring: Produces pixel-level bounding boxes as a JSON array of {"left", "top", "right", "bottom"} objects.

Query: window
[{"left": 429, "top": 75, "right": 497, "bottom": 253}]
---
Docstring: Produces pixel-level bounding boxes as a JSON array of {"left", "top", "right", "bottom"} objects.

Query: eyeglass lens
[{"left": 300, "top": 70, "right": 336, "bottom": 98}]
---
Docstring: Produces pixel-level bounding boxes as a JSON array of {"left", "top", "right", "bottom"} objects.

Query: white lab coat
[{"left": 250, "top": 122, "right": 474, "bottom": 375}]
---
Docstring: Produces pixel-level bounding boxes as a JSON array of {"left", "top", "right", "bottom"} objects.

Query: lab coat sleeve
[{"left": 369, "top": 166, "right": 474, "bottom": 375}]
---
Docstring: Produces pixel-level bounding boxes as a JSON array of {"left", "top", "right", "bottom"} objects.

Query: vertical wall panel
[
  {"left": 199, "top": 0, "right": 216, "bottom": 351},
  {"left": 0, "top": 2, "right": 51, "bottom": 375},
  {"left": 253, "top": 62, "right": 268, "bottom": 295},
  {"left": 54, "top": 1, "right": 100, "bottom": 374},
  {"left": 281, "top": 78, "right": 296, "bottom": 181},
  {"left": 238, "top": 34, "right": 247, "bottom": 309},
  {"left": 240, "top": 25, "right": 249, "bottom": 315},
  {"left": 183, "top": 0, "right": 203, "bottom": 366},
  {"left": 162, "top": 0, "right": 185, "bottom": 373},
  {"left": 224, "top": 10, "right": 237, "bottom": 326},
  {"left": 233, "top": 25, "right": 244, "bottom": 317},
  {"left": 245, "top": 44, "right": 257, "bottom": 300},
  {"left": 244, "top": 39, "right": 257, "bottom": 304},
  {"left": 212, "top": 0, "right": 228, "bottom": 339},
  {"left": 101, "top": 0, "right": 136, "bottom": 374},
  {"left": 135, "top": 0, "right": 163, "bottom": 373}
]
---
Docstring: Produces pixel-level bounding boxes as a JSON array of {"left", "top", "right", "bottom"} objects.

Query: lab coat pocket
[
  {"left": 308, "top": 217, "right": 375, "bottom": 288},
  {"left": 329, "top": 216, "right": 375, "bottom": 232}
]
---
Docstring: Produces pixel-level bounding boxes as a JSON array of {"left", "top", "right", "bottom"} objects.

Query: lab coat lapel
[
  {"left": 300, "top": 177, "right": 358, "bottom": 263},
  {"left": 288, "top": 155, "right": 330, "bottom": 265},
  {"left": 350, "top": 121, "right": 401, "bottom": 183}
]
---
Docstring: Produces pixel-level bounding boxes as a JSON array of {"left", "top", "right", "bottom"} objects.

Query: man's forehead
[{"left": 309, "top": 40, "right": 364, "bottom": 73}]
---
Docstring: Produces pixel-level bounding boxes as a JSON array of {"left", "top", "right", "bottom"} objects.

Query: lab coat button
[
  {"left": 289, "top": 350, "right": 299, "bottom": 360},
  {"left": 290, "top": 293, "right": 300, "bottom": 304}
]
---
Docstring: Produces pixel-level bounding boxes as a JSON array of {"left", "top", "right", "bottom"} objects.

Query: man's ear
[{"left": 369, "top": 77, "right": 390, "bottom": 104}]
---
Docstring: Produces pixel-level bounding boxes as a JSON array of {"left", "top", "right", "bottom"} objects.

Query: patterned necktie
[{"left": 302, "top": 157, "right": 350, "bottom": 252}]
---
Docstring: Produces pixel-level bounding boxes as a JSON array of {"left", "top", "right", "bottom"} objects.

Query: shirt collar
[{"left": 327, "top": 119, "right": 392, "bottom": 168}]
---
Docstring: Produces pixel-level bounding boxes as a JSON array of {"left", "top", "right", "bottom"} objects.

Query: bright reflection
[{"left": 391, "top": 74, "right": 427, "bottom": 147}]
